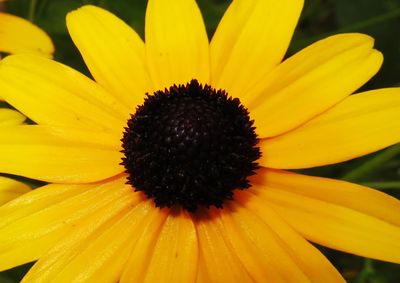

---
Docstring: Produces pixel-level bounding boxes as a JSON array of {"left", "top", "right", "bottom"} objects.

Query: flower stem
[{"left": 28, "top": 0, "right": 38, "bottom": 22}]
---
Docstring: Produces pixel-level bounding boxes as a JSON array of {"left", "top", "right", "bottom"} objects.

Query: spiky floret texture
[{"left": 121, "top": 80, "right": 260, "bottom": 212}]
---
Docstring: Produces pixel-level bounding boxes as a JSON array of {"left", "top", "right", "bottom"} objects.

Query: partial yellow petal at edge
[
  {"left": 0, "top": 54, "right": 128, "bottom": 135},
  {"left": 0, "top": 177, "right": 134, "bottom": 271},
  {"left": 0, "top": 125, "right": 123, "bottom": 183},
  {"left": 0, "top": 12, "right": 54, "bottom": 57},
  {"left": 251, "top": 168, "right": 400, "bottom": 263},
  {"left": 261, "top": 88, "right": 400, "bottom": 169}
]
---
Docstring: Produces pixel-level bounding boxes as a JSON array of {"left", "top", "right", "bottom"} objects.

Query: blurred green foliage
[{"left": 1, "top": 0, "right": 400, "bottom": 282}]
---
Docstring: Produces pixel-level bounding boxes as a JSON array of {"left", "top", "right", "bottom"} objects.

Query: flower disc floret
[{"left": 122, "top": 79, "right": 260, "bottom": 211}]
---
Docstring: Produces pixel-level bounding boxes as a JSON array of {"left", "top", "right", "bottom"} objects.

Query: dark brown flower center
[{"left": 121, "top": 79, "right": 260, "bottom": 212}]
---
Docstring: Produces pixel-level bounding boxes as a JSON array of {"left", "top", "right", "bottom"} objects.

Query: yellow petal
[
  {"left": 0, "top": 125, "right": 120, "bottom": 149},
  {"left": 250, "top": 33, "right": 383, "bottom": 138},
  {"left": 219, "top": 205, "right": 311, "bottom": 282},
  {"left": 140, "top": 210, "right": 198, "bottom": 283},
  {"left": 36, "top": 200, "right": 153, "bottom": 283},
  {"left": 0, "top": 108, "right": 25, "bottom": 126},
  {"left": 261, "top": 88, "right": 400, "bottom": 168},
  {"left": 145, "top": 0, "right": 210, "bottom": 90},
  {"left": 0, "top": 178, "right": 133, "bottom": 271},
  {"left": 0, "top": 54, "right": 128, "bottom": 135},
  {"left": 194, "top": 210, "right": 255, "bottom": 283},
  {"left": 210, "top": 0, "right": 303, "bottom": 103},
  {"left": 237, "top": 190, "right": 345, "bottom": 282},
  {"left": 0, "top": 176, "right": 30, "bottom": 205},
  {"left": 119, "top": 208, "right": 169, "bottom": 283},
  {"left": 0, "top": 12, "right": 54, "bottom": 57},
  {"left": 23, "top": 183, "right": 143, "bottom": 283},
  {"left": 0, "top": 183, "right": 96, "bottom": 229},
  {"left": 195, "top": 253, "right": 213, "bottom": 283},
  {"left": 0, "top": 125, "right": 123, "bottom": 183},
  {"left": 67, "top": 5, "right": 152, "bottom": 108},
  {"left": 252, "top": 168, "right": 400, "bottom": 263}
]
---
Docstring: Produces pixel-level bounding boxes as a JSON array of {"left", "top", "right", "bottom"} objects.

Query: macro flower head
[{"left": 0, "top": 0, "right": 399, "bottom": 282}]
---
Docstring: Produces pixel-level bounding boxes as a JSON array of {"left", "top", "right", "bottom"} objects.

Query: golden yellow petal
[
  {"left": 250, "top": 33, "right": 383, "bottom": 138},
  {"left": 211, "top": 0, "right": 303, "bottom": 103},
  {"left": 252, "top": 169, "right": 400, "bottom": 263},
  {"left": 138, "top": 210, "right": 198, "bottom": 283},
  {"left": 0, "top": 176, "right": 30, "bottom": 205},
  {"left": 195, "top": 250, "right": 214, "bottom": 283},
  {"left": 0, "top": 178, "right": 133, "bottom": 271},
  {"left": 119, "top": 208, "right": 169, "bottom": 283},
  {"left": 252, "top": 168, "right": 400, "bottom": 227},
  {"left": 0, "top": 125, "right": 120, "bottom": 149},
  {"left": 67, "top": 5, "right": 152, "bottom": 108},
  {"left": 0, "top": 125, "right": 123, "bottom": 183},
  {"left": 0, "top": 54, "right": 128, "bottom": 135},
  {"left": 238, "top": 190, "right": 345, "bottom": 282},
  {"left": 261, "top": 88, "right": 400, "bottom": 168},
  {"left": 0, "top": 108, "right": 25, "bottom": 126},
  {"left": 219, "top": 204, "right": 310, "bottom": 282},
  {"left": 145, "top": 0, "right": 210, "bottom": 90},
  {"left": 194, "top": 209, "right": 254, "bottom": 282},
  {"left": 37, "top": 200, "right": 154, "bottom": 283},
  {"left": 22, "top": 183, "right": 142, "bottom": 283},
  {"left": 0, "top": 12, "right": 54, "bottom": 57},
  {"left": 0, "top": 183, "right": 95, "bottom": 229}
]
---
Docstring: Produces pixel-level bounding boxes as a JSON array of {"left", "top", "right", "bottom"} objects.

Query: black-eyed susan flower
[{"left": 0, "top": 0, "right": 399, "bottom": 282}]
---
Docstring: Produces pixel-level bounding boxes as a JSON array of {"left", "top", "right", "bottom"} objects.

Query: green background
[{"left": 1, "top": 0, "right": 400, "bottom": 282}]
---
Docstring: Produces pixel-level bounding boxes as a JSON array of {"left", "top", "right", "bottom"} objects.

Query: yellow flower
[{"left": 0, "top": 1, "right": 399, "bottom": 282}]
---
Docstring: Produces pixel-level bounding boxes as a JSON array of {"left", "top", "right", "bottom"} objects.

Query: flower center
[{"left": 121, "top": 79, "right": 260, "bottom": 212}]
